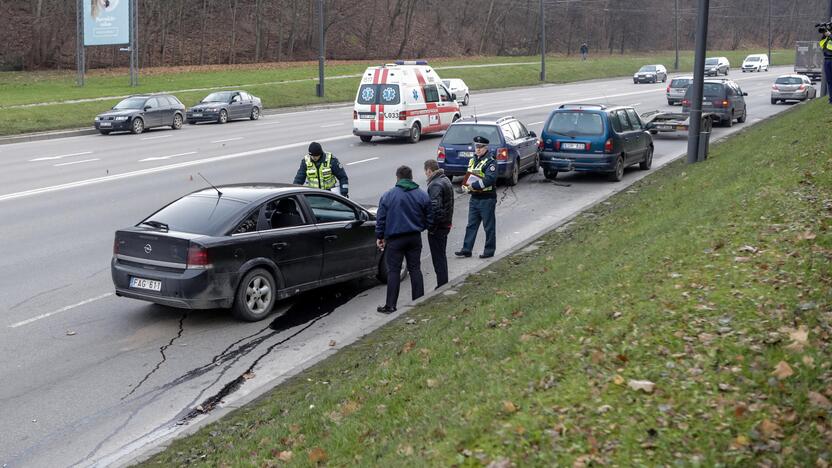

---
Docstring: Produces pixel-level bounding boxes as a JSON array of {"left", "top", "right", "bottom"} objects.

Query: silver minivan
[{"left": 666, "top": 75, "right": 693, "bottom": 105}]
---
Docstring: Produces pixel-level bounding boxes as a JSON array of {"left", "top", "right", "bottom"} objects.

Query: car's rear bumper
[
  {"left": 772, "top": 91, "right": 809, "bottom": 100},
  {"left": 111, "top": 258, "right": 235, "bottom": 309},
  {"left": 540, "top": 151, "right": 616, "bottom": 172}
]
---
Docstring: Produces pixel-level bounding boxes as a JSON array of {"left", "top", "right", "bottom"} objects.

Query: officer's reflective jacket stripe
[
  {"left": 466, "top": 156, "right": 495, "bottom": 192},
  {"left": 821, "top": 37, "right": 832, "bottom": 56},
  {"left": 305, "top": 153, "right": 336, "bottom": 189}
]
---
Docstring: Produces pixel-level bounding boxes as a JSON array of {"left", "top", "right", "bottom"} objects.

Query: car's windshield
[
  {"left": 442, "top": 124, "right": 502, "bottom": 145},
  {"left": 203, "top": 92, "right": 234, "bottom": 103},
  {"left": 775, "top": 77, "right": 804, "bottom": 84},
  {"left": 546, "top": 111, "right": 604, "bottom": 137},
  {"left": 670, "top": 78, "right": 692, "bottom": 88},
  {"left": 442, "top": 80, "right": 451, "bottom": 87},
  {"left": 113, "top": 97, "right": 146, "bottom": 110},
  {"left": 705, "top": 58, "right": 718, "bottom": 65},
  {"left": 746, "top": 57, "right": 760, "bottom": 62},
  {"left": 638, "top": 66, "right": 657, "bottom": 72},
  {"left": 144, "top": 195, "right": 248, "bottom": 235}
]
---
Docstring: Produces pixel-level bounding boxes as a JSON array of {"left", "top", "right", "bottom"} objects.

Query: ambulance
[{"left": 352, "top": 61, "right": 461, "bottom": 143}]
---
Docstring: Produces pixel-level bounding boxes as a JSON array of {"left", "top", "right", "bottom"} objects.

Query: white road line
[
  {"left": 528, "top": 121, "right": 545, "bottom": 126},
  {"left": 8, "top": 293, "right": 113, "bottom": 328},
  {"left": 320, "top": 123, "right": 343, "bottom": 128},
  {"left": 0, "top": 135, "right": 353, "bottom": 203},
  {"left": 255, "top": 120, "right": 281, "bottom": 126},
  {"left": 141, "top": 135, "right": 172, "bottom": 141},
  {"left": 211, "top": 137, "right": 243, "bottom": 143},
  {"left": 346, "top": 157, "right": 379, "bottom": 166},
  {"left": 630, "top": 102, "right": 642, "bottom": 107},
  {"left": 139, "top": 151, "right": 197, "bottom": 162},
  {"left": 54, "top": 158, "right": 100, "bottom": 167},
  {"left": 29, "top": 151, "right": 93, "bottom": 162}
]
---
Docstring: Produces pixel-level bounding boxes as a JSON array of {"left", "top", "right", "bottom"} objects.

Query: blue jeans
[
  {"left": 462, "top": 197, "right": 497, "bottom": 256},
  {"left": 825, "top": 59, "right": 832, "bottom": 103}
]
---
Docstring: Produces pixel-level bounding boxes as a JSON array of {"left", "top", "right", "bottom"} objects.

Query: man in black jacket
[{"left": 424, "top": 159, "right": 454, "bottom": 288}]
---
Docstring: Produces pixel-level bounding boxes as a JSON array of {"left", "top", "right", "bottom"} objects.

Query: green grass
[
  {"left": 141, "top": 98, "right": 831, "bottom": 466},
  {"left": 0, "top": 49, "right": 792, "bottom": 136}
]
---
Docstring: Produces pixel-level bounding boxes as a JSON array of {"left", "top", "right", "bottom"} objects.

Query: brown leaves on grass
[
  {"left": 808, "top": 391, "right": 832, "bottom": 409},
  {"left": 400, "top": 341, "right": 415, "bottom": 354},
  {"left": 502, "top": 400, "right": 518, "bottom": 414},
  {"left": 784, "top": 326, "right": 809, "bottom": 351},
  {"left": 771, "top": 361, "right": 794, "bottom": 380},
  {"left": 308, "top": 447, "right": 328, "bottom": 463}
]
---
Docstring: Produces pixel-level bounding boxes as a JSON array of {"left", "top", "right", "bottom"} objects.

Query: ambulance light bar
[{"left": 394, "top": 60, "right": 429, "bottom": 65}]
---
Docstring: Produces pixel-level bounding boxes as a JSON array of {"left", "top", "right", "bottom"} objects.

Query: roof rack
[
  {"left": 494, "top": 116, "right": 515, "bottom": 123},
  {"left": 558, "top": 103, "right": 607, "bottom": 110}
]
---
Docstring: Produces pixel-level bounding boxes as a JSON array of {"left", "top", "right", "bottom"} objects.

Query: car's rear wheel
[
  {"left": 771, "top": 98, "right": 778, "bottom": 105},
  {"left": 171, "top": 113, "right": 183, "bottom": 130},
  {"left": 527, "top": 153, "right": 540, "bottom": 174},
  {"left": 408, "top": 122, "right": 421, "bottom": 144},
  {"left": 232, "top": 268, "right": 276, "bottom": 322},
  {"left": 376, "top": 250, "right": 409, "bottom": 284},
  {"left": 724, "top": 113, "right": 734, "bottom": 127},
  {"left": 463, "top": 94, "right": 470, "bottom": 106},
  {"left": 250, "top": 107, "right": 260, "bottom": 120},
  {"left": 639, "top": 146, "right": 653, "bottom": 170},
  {"left": 131, "top": 118, "right": 144, "bottom": 135},
  {"left": 609, "top": 155, "right": 625, "bottom": 182},
  {"left": 218, "top": 109, "right": 228, "bottom": 124},
  {"left": 359, "top": 135, "right": 372, "bottom": 143},
  {"left": 505, "top": 159, "right": 519, "bottom": 186},
  {"left": 737, "top": 111, "right": 746, "bottom": 123},
  {"left": 544, "top": 168, "right": 558, "bottom": 180}
]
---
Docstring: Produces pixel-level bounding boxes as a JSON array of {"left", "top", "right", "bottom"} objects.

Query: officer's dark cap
[
  {"left": 308, "top": 142, "right": 324, "bottom": 156},
  {"left": 473, "top": 136, "right": 489, "bottom": 146}
]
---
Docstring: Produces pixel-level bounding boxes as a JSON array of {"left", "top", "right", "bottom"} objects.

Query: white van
[
  {"left": 352, "top": 61, "right": 461, "bottom": 144},
  {"left": 742, "top": 54, "right": 769, "bottom": 72}
]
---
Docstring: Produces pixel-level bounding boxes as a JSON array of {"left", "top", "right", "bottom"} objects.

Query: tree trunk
[
  {"left": 255, "top": 0, "right": 262, "bottom": 61},
  {"left": 478, "top": 0, "right": 495, "bottom": 55},
  {"left": 229, "top": 0, "right": 238, "bottom": 64},
  {"left": 199, "top": 0, "right": 209, "bottom": 65}
]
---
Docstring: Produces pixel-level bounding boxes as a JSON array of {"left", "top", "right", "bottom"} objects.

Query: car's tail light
[
  {"left": 682, "top": 99, "right": 690, "bottom": 106},
  {"left": 554, "top": 140, "right": 561, "bottom": 151},
  {"left": 496, "top": 148, "right": 509, "bottom": 161},
  {"left": 604, "top": 138, "right": 613, "bottom": 153},
  {"left": 666, "top": 85, "right": 670, "bottom": 93},
  {"left": 187, "top": 244, "right": 210, "bottom": 269},
  {"left": 585, "top": 142, "right": 591, "bottom": 151},
  {"left": 437, "top": 146, "right": 445, "bottom": 161},
  {"left": 113, "top": 236, "right": 119, "bottom": 255},
  {"left": 722, "top": 100, "right": 729, "bottom": 108},
  {"left": 398, "top": 110, "right": 407, "bottom": 121},
  {"left": 353, "top": 110, "right": 358, "bottom": 120},
  {"left": 799, "top": 84, "right": 806, "bottom": 91},
  {"left": 772, "top": 84, "right": 779, "bottom": 91},
  {"left": 537, "top": 138, "right": 544, "bottom": 150}
]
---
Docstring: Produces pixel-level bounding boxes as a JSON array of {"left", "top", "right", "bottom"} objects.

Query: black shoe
[
  {"left": 454, "top": 250, "right": 472, "bottom": 258},
  {"left": 377, "top": 305, "right": 396, "bottom": 314},
  {"left": 479, "top": 253, "right": 494, "bottom": 259}
]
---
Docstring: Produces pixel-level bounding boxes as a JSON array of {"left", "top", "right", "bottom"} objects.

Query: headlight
[
  {"left": 206, "top": 108, "right": 218, "bottom": 112},
  {"left": 94, "top": 116, "right": 100, "bottom": 121},
  {"left": 115, "top": 116, "right": 129, "bottom": 121}
]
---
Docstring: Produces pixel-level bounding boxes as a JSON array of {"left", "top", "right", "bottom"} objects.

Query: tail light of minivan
[
  {"left": 666, "top": 85, "right": 670, "bottom": 93},
  {"left": 437, "top": 146, "right": 446, "bottom": 161},
  {"left": 537, "top": 138, "right": 544, "bottom": 150},
  {"left": 496, "top": 148, "right": 509, "bottom": 161},
  {"left": 187, "top": 244, "right": 211, "bottom": 269},
  {"left": 682, "top": 99, "right": 690, "bottom": 106},
  {"left": 554, "top": 140, "right": 561, "bottom": 151},
  {"left": 799, "top": 84, "right": 806, "bottom": 91},
  {"left": 721, "top": 100, "right": 729, "bottom": 108},
  {"left": 771, "top": 84, "right": 779, "bottom": 91},
  {"left": 604, "top": 138, "right": 613, "bottom": 153},
  {"left": 398, "top": 110, "right": 407, "bottom": 121}
]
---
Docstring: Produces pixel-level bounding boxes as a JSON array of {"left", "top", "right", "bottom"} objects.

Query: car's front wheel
[
  {"left": 218, "top": 109, "right": 228, "bottom": 124},
  {"left": 463, "top": 94, "right": 470, "bottom": 106},
  {"left": 771, "top": 98, "right": 778, "bottom": 105},
  {"left": 250, "top": 107, "right": 260, "bottom": 120},
  {"left": 609, "top": 155, "right": 625, "bottom": 182},
  {"left": 639, "top": 146, "right": 653, "bottom": 170},
  {"left": 171, "top": 113, "right": 183, "bottom": 130},
  {"left": 232, "top": 268, "right": 276, "bottom": 322},
  {"left": 131, "top": 117, "right": 144, "bottom": 135},
  {"left": 99, "top": 130, "right": 111, "bottom": 135}
]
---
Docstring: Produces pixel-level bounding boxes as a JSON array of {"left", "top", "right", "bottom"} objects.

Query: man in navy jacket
[{"left": 375, "top": 165, "right": 431, "bottom": 313}]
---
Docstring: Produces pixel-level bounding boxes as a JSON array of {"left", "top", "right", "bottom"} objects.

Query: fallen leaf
[
  {"left": 277, "top": 450, "right": 293, "bottom": 461},
  {"left": 502, "top": 400, "right": 517, "bottom": 413},
  {"left": 613, "top": 375, "right": 625, "bottom": 385},
  {"left": 802, "top": 355, "right": 815, "bottom": 367},
  {"left": 772, "top": 361, "right": 794, "bottom": 380},
  {"left": 401, "top": 341, "right": 415, "bottom": 354},
  {"left": 65, "top": 330, "right": 76, "bottom": 336},
  {"left": 590, "top": 350, "right": 604, "bottom": 364},
  {"left": 734, "top": 403, "right": 748, "bottom": 418},
  {"left": 797, "top": 231, "right": 817, "bottom": 241},
  {"left": 308, "top": 447, "right": 328, "bottom": 463},
  {"left": 758, "top": 419, "right": 781, "bottom": 440},
  {"left": 731, "top": 434, "right": 750, "bottom": 449},
  {"left": 733, "top": 256, "right": 751, "bottom": 263},
  {"left": 786, "top": 326, "right": 808, "bottom": 351},
  {"left": 627, "top": 379, "right": 656, "bottom": 394},
  {"left": 242, "top": 371, "right": 255, "bottom": 380},
  {"left": 426, "top": 378, "right": 439, "bottom": 388},
  {"left": 616, "top": 354, "right": 629, "bottom": 363},
  {"left": 329, "top": 340, "right": 336, "bottom": 347},
  {"left": 397, "top": 444, "right": 414, "bottom": 456},
  {"left": 738, "top": 245, "right": 759, "bottom": 253},
  {"left": 808, "top": 391, "right": 832, "bottom": 409},
  {"left": 487, "top": 457, "right": 513, "bottom": 468}
]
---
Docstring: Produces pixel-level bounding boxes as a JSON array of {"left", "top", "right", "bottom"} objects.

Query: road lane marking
[
  {"left": 320, "top": 123, "right": 343, "bottom": 128},
  {"left": 346, "top": 157, "right": 379, "bottom": 166},
  {"left": 139, "top": 151, "right": 197, "bottom": 162},
  {"left": 0, "top": 134, "right": 353, "bottom": 203},
  {"left": 30, "top": 151, "right": 93, "bottom": 162},
  {"left": 211, "top": 137, "right": 243, "bottom": 143},
  {"left": 54, "top": 158, "right": 100, "bottom": 167},
  {"left": 255, "top": 120, "right": 281, "bottom": 126},
  {"left": 141, "top": 135, "right": 172, "bottom": 141},
  {"left": 528, "top": 121, "right": 544, "bottom": 125},
  {"left": 8, "top": 292, "right": 113, "bottom": 328}
]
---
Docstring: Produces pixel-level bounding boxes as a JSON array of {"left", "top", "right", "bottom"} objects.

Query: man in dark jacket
[
  {"left": 292, "top": 142, "right": 349, "bottom": 197},
  {"left": 424, "top": 159, "right": 454, "bottom": 288},
  {"left": 375, "top": 166, "right": 431, "bottom": 313}
]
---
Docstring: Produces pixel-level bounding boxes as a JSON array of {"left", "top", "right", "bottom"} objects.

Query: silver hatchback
[
  {"left": 666, "top": 76, "right": 693, "bottom": 105},
  {"left": 771, "top": 74, "right": 817, "bottom": 104}
]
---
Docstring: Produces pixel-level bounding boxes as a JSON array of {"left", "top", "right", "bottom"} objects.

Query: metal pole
[
  {"left": 76, "top": 0, "right": 85, "bottom": 87},
  {"left": 686, "top": 0, "right": 709, "bottom": 164},
  {"left": 767, "top": 0, "right": 772, "bottom": 64},
  {"left": 133, "top": 0, "right": 139, "bottom": 86},
  {"left": 823, "top": 0, "right": 832, "bottom": 98},
  {"left": 674, "top": 0, "right": 679, "bottom": 71},
  {"left": 540, "top": 0, "right": 546, "bottom": 81},
  {"left": 317, "top": 0, "right": 325, "bottom": 97}
]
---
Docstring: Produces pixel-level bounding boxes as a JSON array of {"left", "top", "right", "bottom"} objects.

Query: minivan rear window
[
  {"left": 144, "top": 195, "right": 247, "bottom": 235},
  {"left": 356, "top": 84, "right": 401, "bottom": 105},
  {"left": 546, "top": 112, "right": 604, "bottom": 137},
  {"left": 670, "top": 78, "right": 691, "bottom": 88},
  {"left": 442, "top": 124, "right": 502, "bottom": 145}
]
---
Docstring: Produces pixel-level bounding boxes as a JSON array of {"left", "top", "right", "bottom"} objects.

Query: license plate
[
  {"left": 676, "top": 125, "right": 687, "bottom": 131},
  {"left": 562, "top": 142, "right": 585, "bottom": 150},
  {"left": 130, "top": 277, "right": 162, "bottom": 291},
  {"left": 192, "top": 113, "right": 202, "bottom": 117},
  {"left": 458, "top": 151, "right": 473, "bottom": 158},
  {"left": 100, "top": 122, "right": 111, "bottom": 127},
  {"left": 359, "top": 113, "right": 375, "bottom": 120},
  {"left": 658, "top": 125, "right": 674, "bottom": 131}
]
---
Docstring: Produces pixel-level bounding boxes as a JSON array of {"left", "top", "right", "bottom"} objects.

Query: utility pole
[
  {"left": 767, "top": 0, "right": 772, "bottom": 65},
  {"left": 317, "top": 0, "right": 325, "bottom": 97},
  {"left": 823, "top": 0, "right": 832, "bottom": 98},
  {"left": 674, "top": 0, "right": 679, "bottom": 71},
  {"left": 540, "top": 0, "right": 546, "bottom": 81},
  {"left": 76, "top": 0, "right": 85, "bottom": 87},
  {"left": 129, "top": 0, "right": 139, "bottom": 87},
  {"left": 686, "top": 0, "right": 710, "bottom": 164}
]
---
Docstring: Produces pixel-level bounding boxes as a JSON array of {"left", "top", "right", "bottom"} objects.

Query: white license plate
[
  {"left": 192, "top": 113, "right": 202, "bottom": 117},
  {"left": 359, "top": 113, "right": 375, "bottom": 120},
  {"left": 130, "top": 277, "right": 162, "bottom": 291},
  {"left": 658, "top": 125, "right": 674, "bottom": 131},
  {"left": 458, "top": 151, "right": 474, "bottom": 158},
  {"left": 562, "top": 142, "right": 585, "bottom": 150},
  {"left": 100, "top": 122, "right": 111, "bottom": 127}
]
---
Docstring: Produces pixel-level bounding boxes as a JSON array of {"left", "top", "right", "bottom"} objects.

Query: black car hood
[{"left": 98, "top": 109, "right": 141, "bottom": 117}]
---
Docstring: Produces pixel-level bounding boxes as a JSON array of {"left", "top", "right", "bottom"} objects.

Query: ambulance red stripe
[
  {"left": 378, "top": 68, "right": 389, "bottom": 131},
  {"left": 370, "top": 68, "right": 380, "bottom": 132}
]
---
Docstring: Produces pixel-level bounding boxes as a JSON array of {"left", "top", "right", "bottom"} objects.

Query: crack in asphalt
[
  {"left": 498, "top": 185, "right": 518, "bottom": 207},
  {"left": 123, "top": 311, "right": 188, "bottom": 399},
  {"left": 8, "top": 283, "right": 72, "bottom": 310}
]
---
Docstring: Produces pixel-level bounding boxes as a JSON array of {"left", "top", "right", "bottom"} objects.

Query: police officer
[
  {"left": 293, "top": 142, "right": 349, "bottom": 197},
  {"left": 455, "top": 136, "right": 498, "bottom": 259},
  {"left": 822, "top": 28, "right": 832, "bottom": 104}
]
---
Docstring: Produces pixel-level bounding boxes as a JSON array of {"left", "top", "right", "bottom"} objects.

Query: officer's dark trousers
[
  {"left": 428, "top": 228, "right": 450, "bottom": 288},
  {"left": 462, "top": 197, "right": 497, "bottom": 256},
  {"left": 825, "top": 59, "right": 832, "bottom": 103},
  {"left": 384, "top": 232, "right": 424, "bottom": 308}
]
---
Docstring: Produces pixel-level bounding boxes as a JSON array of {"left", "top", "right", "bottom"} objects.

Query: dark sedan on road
[
  {"left": 95, "top": 94, "right": 186, "bottom": 135},
  {"left": 186, "top": 90, "right": 262, "bottom": 124},
  {"left": 112, "top": 184, "right": 391, "bottom": 321}
]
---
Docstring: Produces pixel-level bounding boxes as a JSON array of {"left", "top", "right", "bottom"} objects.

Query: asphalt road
[{"left": 0, "top": 66, "right": 810, "bottom": 467}]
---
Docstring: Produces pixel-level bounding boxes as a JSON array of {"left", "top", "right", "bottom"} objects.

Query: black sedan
[
  {"left": 111, "top": 184, "right": 393, "bottom": 321},
  {"left": 95, "top": 94, "right": 186, "bottom": 135},
  {"left": 186, "top": 90, "right": 262, "bottom": 124}
]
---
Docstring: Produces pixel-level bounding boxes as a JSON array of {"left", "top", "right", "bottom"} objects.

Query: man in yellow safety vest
[{"left": 293, "top": 142, "right": 350, "bottom": 197}]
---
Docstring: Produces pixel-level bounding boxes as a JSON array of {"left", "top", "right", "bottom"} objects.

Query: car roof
[
  {"left": 186, "top": 184, "right": 332, "bottom": 204},
  {"left": 775, "top": 74, "right": 807, "bottom": 78},
  {"left": 454, "top": 116, "right": 516, "bottom": 125},
  {"left": 554, "top": 103, "right": 632, "bottom": 112}
]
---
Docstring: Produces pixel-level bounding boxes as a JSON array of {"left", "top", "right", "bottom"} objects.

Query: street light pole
[
  {"left": 674, "top": 0, "right": 679, "bottom": 71},
  {"left": 317, "top": 0, "right": 325, "bottom": 98},
  {"left": 540, "top": 0, "right": 546, "bottom": 81},
  {"left": 768, "top": 0, "right": 772, "bottom": 65},
  {"left": 823, "top": 0, "right": 832, "bottom": 98},
  {"left": 686, "top": 0, "right": 710, "bottom": 164}
]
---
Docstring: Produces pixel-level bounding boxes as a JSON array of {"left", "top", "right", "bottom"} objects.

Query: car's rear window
[
  {"left": 546, "top": 112, "right": 604, "bottom": 137},
  {"left": 687, "top": 83, "right": 725, "bottom": 97},
  {"left": 356, "top": 84, "right": 401, "bottom": 105},
  {"left": 144, "top": 195, "right": 247, "bottom": 235},
  {"left": 442, "top": 124, "right": 502, "bottom": 145},
  {"left": 670, "top": 78, "right": 691, "bottom": 88},
  {"left": 775, "top": 77, "right": 803, "bottom": 85}
]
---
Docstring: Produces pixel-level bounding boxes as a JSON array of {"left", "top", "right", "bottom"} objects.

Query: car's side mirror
[
  {"left": 529, "top": 131, "right": 537, "bottom": 138},
  {"left": 742, "top": 92, "right": 748, "bottom": 96},
  {"left": 359, "top": 211, "right": 369, "bottom": 222},
  {"left": 144, "top": 106, "right": 151, "bottom": 111}
]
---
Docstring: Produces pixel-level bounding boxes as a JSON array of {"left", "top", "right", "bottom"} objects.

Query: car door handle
[
  {"left": 325, "top": 235, "right": 338, "bottom": 242},
  {"left": 272, "top": 242, "right": 288, "bottom": 250}
]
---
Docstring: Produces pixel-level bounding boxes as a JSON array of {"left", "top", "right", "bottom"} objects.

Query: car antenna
[
  {"left": 473, "top": 105, "right": 478, "bottom": 124},
  {"left": 198, "top": 172, "right": 223, "bottom": 198}
]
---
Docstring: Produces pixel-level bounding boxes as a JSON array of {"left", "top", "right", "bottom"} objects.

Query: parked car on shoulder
[
  {"left": 704, "top": 57, "right": 730, "bottom": 76},
  {"left": 681, "top": 79, "right": 747, "bottom": 127},
  {"left": 771, "top": 74, "right": 817, "bottom": 104},
  {"left": 742, "top": 53, "right": 769, "bottom": 72},
  {"left": 111, "top": 184, "right": 395, "bottom": 322},
  {"left": 666, "top": 75, "right": 693, "bottom": 105},
  {"left": 95, "top": 94, "right": 186, "bottom": 135},
  {"left": 187, "top": 90, "right": 262, "bottom": 124},
  {"left": 442, "top": 79, "right": 470, "bottom": 106},
  {"left": 539, "top": 104, "right": 654, "bottom": 182},
  {"left": 437, "top": 116, "right": 540, "bottom": 186},
  {"left": 633, "top": 64, "right": 668, "bottom": 83}
]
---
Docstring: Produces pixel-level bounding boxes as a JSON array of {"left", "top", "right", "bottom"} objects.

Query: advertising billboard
[{"left": 83, "top": 0, "right": 130, "bottom": 46}]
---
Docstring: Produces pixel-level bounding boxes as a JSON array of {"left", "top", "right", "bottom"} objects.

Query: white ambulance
[{"left": 352, "top": 61, "right": 461, "bottom": 143}]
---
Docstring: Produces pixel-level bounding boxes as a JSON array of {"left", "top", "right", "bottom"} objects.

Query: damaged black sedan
[{"left": 112, "top": 184, "right": 391, "bottom": 321}]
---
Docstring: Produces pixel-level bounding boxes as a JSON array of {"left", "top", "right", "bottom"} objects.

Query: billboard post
[{"left": 83, "top": 0, "right": 133, "bottom": 85}]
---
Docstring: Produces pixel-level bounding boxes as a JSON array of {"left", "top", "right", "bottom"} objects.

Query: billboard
[{"left": 83, "top": 0, "right": 130, "bottom": 46}]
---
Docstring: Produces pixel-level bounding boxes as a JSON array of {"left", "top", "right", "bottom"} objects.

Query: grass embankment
[
  {"left": 0, "top": 49, "right": 791, "bottom": 136},
  {"left": 142, "top": 100, "right": 830, "bottom": 465}
]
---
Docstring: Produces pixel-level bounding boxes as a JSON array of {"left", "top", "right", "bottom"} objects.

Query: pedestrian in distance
[
  {"left": 375, "top": 165, "right": 431, "bottom": 313},
  {"left": 424, "top": 159, "right": 454, "bottom": 288},
  {"left": 580, "top": 42, "right": 589, "bottom": 61},
  {"left": 455, "top": 135, "right": 498, "bottom": 259},
  {"left": 821, "top": 28, "right": 832, "bottom": 104},
  {"left": 293, "top": 142, "right": 350, "bottom": 197}
]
